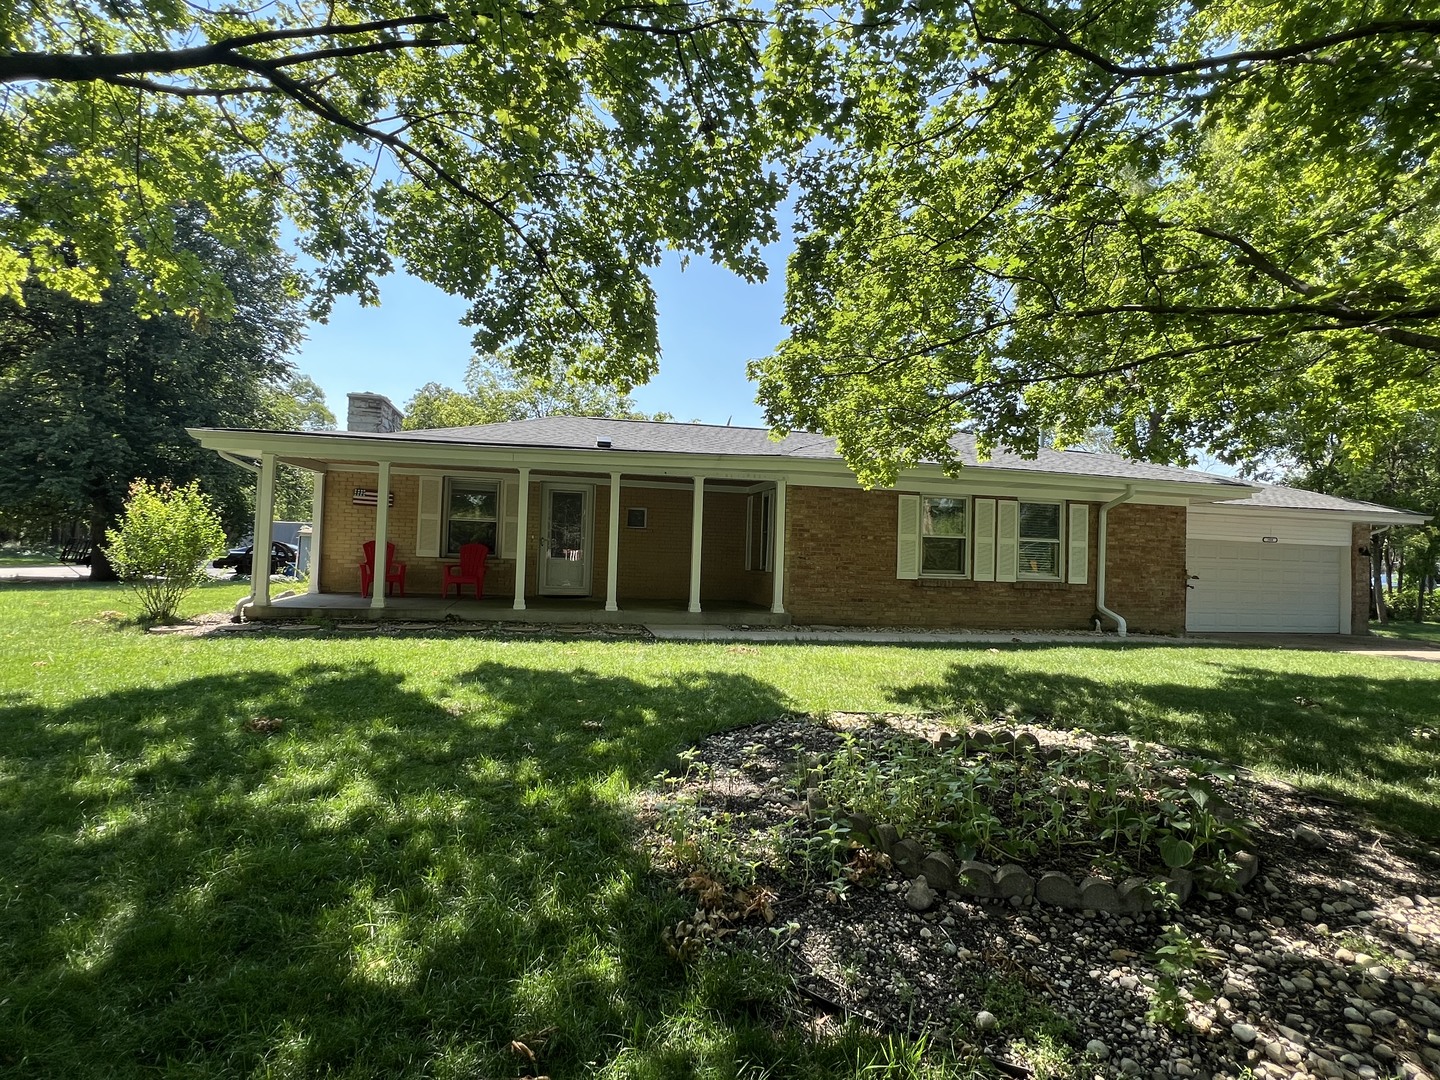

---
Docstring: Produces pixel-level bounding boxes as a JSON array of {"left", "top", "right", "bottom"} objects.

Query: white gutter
[{"left": 1096, "top": 485, "right": 1137, "bottom": 637}]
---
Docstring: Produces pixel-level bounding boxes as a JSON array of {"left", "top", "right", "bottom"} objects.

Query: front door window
[{"left": 540, "top": 486, "right": 591, "bottom": 594}]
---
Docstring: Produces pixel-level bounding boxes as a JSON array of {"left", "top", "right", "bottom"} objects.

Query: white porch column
[
  {"left": 307, "top": 470, "right": 325, "bottom": 595},
  {"left": 688, "top": 475, "right": 705, "bottom": 614},
  {"left": 771, "top": 479, "right": 787, "bottom": 614},
  {"left": 512, "top": 467, "right": 530, "bottom": 610},
  {"left": 252, "top": 452, "right": 277, "bottom": 608},
  {"left": 606, "top": 471, "right": 621, "bottom": 612},
  {"left": 369, "top": 460, "right": 392, "bottom": 611}
]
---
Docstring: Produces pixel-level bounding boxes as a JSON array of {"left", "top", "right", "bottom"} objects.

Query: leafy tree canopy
[
  {"left": 0, "top": 214, "right": 309, "bottom": 575},
  {"left": 403, "top": 352, "right": 673, "bottom": 429},
  {"left": 1, "top": 0, "right": 784, "bottom": 390},
  {"left": 754, "top": 0, "right": 1440, "bottom": 485}
]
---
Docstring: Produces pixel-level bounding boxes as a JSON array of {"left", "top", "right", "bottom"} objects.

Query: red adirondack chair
[
  {"left": 441, "top": 542, "right": 489, "bottom": 599},
  {"left": 359, "top": 540, "right": 407, "bottom": 597}
]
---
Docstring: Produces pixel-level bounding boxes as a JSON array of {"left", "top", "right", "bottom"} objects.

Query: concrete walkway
[
  {"left": 645, "top": 625, "right": 1173, "bottom": 645},
  {"left": 0, "top": 564, "right": 90, "bottom": 583},
  {"left": 1198, "top": 632, "right": 1440, "bottom": 664}
]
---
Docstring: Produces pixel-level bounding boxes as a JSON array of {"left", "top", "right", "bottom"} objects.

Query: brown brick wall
[
  {"left": 781, "top": 487, "right": 1187, "bottom": 632},
  {"left": 1104, "top": 503, "right": 1187, "bottom": 635},
  {"left": 783, "top": 487, "right": 1099, "bottom": 629},
  {"left": 1352, "top": 523, "right": 1371, "bottom": 635}
]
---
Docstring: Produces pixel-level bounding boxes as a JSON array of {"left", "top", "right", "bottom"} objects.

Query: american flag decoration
[{"left": 352, "top": 488, "right": 395, "bottom": 506}]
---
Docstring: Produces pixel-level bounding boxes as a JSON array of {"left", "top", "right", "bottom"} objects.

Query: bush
[{"left": 104, "top": 480, "right": 226, "bottom": 620}]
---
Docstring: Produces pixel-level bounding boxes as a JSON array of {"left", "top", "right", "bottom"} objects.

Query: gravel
[{"left": 643, "top": 713, "right": 1440, "bottom": 1080}]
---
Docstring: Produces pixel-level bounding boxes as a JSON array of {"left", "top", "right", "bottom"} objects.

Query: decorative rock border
[{"left": 806, "top": 725, "right": 1260, "bottom": 914}]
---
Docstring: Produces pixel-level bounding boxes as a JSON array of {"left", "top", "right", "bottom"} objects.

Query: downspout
[
  {"left": 219, "top": 452, "right": 262, "bottom": 620},
  {"left": 1096, "top": 485, "right": 1137, "bottom": 637}
]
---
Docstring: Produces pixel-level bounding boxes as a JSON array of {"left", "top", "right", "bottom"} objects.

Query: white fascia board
[{"left": 186, "top": 427, "right": 1259, "bottom": 502}]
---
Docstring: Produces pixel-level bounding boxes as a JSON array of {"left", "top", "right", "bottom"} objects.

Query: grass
[
  {"left": 1371, "top": 619, "right": 1440, "bottom": 646},
  {"left": 0, "top": 540, "right": 68, "bottom": 567},
  {"left": 3, "top": 581, "right": 1440, "bottom": 1078}
]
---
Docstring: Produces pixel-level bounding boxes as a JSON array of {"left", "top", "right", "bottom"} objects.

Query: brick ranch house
[{"left": 189, "top": 393, "right": 1426, "bottom": 635}]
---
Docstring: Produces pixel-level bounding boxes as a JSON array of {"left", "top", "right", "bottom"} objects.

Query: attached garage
[
  {"left": 1186, "top": 504, "right": 1353, "bottom": 634},
  {"left": 1185, "top": 537, "right": 1346, "bottom": 633}
]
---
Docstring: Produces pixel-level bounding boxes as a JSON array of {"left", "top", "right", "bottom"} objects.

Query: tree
[
  {"left": 1, "top": 1, "right": 783, "bottom": 390},
  {"left": 0, "top": 216, "right": 307, "bottom": 578},
  {"left": 104, "top": 479, "right": 226, "bottom": 620},
  {"left": 403, "top": 353, "right": 673, "bottom": 429},
  {"left": 1269, "top": 403, "right": 1440, "bottom": 622},
  {"left": 263, "top": 375, "right": 336, "bottom": 522},
  {"left": 754, "top": 0, "right": 1440, "bottom": 485}
]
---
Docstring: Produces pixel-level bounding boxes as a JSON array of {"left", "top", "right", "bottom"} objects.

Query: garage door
[{"left": 1186, "top": 539, "right": 1342, "bottom": 633}]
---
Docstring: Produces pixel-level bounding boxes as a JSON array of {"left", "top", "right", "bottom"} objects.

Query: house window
[
  {"left": 920, "top": 496, "right": 969, "bottom": 575},
  {"left": 748, "top": 490, "right": 774, "bottom": 572},
  {"left": 626, "top": 507, "right": 648, "bottom": 529},
  {"left": 446, "top": 479, "right": 500, "bottom": 556},
  {"left": 1018, "top": 501, "right": 1062, "bottom": 579}
]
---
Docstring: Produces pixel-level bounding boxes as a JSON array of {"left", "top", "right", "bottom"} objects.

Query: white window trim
[
  {"left": 918, "top": 494, "right": 972, "bottom": 579},
  {"left": 1017, "top": 499, "right": 1064, "bottom": 581},
  {"left": 445, "top": 476, "right": 502, "bottom": 558}
]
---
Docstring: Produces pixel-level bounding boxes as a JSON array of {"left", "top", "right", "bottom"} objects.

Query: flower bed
[{"left": 803, "top": 725, "right": 1258, "bottom": 912}]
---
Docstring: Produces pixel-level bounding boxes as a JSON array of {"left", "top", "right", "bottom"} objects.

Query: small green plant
[
  {"left": 1145, "top": 924, "right": 1222, "bottom": 1030},
  {"left": 103, "top": 479, "right": 226, "bottom": 621},
  {"left": 807, "top": 731, "right": 1252, "bottom": 884}
]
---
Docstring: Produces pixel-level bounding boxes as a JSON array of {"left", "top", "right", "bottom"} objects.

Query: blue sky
[{"left": 294, "top": 245, "right": 789, "bottom": 429}]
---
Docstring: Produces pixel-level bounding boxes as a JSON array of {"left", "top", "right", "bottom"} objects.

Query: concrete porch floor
[{"left": 246, "top": 591, "right": 790, "bottom": 626}]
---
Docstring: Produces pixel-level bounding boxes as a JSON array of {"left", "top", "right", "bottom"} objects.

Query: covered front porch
[{"left": 238, "top": 447, "right": 790, "bottom": 621}]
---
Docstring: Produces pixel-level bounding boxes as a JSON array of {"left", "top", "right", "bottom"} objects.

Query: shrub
[{"left": 104, "top": 479, "right": 226, "bottom": 620}]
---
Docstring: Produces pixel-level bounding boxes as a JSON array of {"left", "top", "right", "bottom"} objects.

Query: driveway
[{"left": 1198, "top": 632, "right": 1440, "bottom": 663}]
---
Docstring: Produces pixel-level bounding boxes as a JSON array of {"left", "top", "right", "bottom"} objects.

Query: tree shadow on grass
[
  {"left": 886, "top": 649, "right": 1440, "bottom": 839},
  {"left": 0, "top": 660, "right": 803, "bottom": 1078}
]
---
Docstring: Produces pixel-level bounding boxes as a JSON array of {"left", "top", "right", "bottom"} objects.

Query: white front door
[{"left": 539, "top": 484, "right": 593, "bottom": 596}]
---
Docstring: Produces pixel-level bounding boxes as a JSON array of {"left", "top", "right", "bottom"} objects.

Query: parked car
[{"left": 213, "top": 540, "right": 297, "bottom": 577}]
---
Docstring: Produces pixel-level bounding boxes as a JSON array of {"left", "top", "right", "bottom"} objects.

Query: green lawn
[
  {"left": 1372, "top": 619, "right": 1440, "bottom": 646},
  {"left": 4, "top": 582, "right": 1440, "bottom": 1078},
  {"left": 0, "top": 540, "right": 67, "bottom": 567}
]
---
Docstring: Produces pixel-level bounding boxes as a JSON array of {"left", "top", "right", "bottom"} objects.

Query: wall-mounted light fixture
[{"left": 1261, "top": 536, "right": 1279, "bottom": 543}]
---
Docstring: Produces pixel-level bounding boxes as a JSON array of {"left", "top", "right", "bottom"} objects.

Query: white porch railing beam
[
  {"left": 370, "top": 460, "right": 392, "bottom": 611},
  {"left": 513, "top": 467, "right": 531, "bottom": 610},
  {"left": 688, "top": 475, "right": 705, "bottom": 614},
  {"left": 771, "top": 479, "right": 787, "bottom": 614},
  {"left": 252, "top": 452, "right": 277, "bottom": 608},
  {"left": 308, "top": 470, "right": 325, "bottom": 595},
  {"left": 606, "top": 471, "right": 621, "bottom": 612}
]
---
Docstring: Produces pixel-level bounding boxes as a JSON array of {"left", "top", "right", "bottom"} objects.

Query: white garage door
[{"left": 1186, "top": 539, "right": 1342, "bottom": 633}]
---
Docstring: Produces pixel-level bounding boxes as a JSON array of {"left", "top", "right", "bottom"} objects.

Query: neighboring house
[{"left": 188, "top": 394, "right": 1426, "bottom": 635}]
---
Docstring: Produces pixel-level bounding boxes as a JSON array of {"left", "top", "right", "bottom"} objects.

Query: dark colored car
[{"left": 213, "top": 540, "right": 298, "bottom": 577}]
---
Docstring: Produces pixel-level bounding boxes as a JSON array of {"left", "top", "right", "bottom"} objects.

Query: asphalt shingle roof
[
  {"left": 1211, "top": 483, "right": 1427, "bottom": 519},
  {"left": 346, "top": 416, "right": 1253, "bottom": 489}
]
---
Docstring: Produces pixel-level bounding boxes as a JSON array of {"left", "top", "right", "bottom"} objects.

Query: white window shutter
[
  {"left": 502, "top": 479, "right": 519, "bottom": 559},
  {"left": 996, "top": 500, "right": 1019, "bottom": 582},
  {"left": 896, "top": 494, "right": 920, "bottom": 580},
  {"left": 973, "top": 498, "right": 997, "bottom": 581},
  {"left": 1067, "top": 503, "right": 1090, "bottom": 584},
  {"left": 416, "top": 476, "right": 443, "bottom": 557}
]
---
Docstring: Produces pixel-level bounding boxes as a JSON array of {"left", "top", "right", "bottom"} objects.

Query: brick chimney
[{"left": 346, "top": 392, "right": 405, "bottom": 433}]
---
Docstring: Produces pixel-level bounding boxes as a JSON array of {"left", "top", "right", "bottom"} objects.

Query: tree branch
[{"left": 980, "top": 4, "right": 1440, "bottom": 81}]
